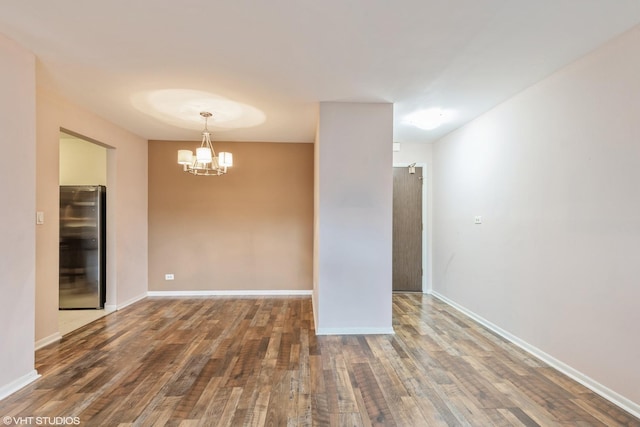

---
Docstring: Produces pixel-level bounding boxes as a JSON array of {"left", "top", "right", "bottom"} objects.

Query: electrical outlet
[
  {"left": 474, "top": 216, "right": 482, "bottom": 224},
  {"left": 165, "top": 274, "right": 174, "bottom": 280}
]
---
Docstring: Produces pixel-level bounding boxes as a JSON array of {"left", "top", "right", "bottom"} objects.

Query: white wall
[
  {"left": 393, "top": 142, "right": 432, "bottom": 166},
  {"left": 432, "top": 26, "right": 640, "bottom": 409},
  {"left": 0, "top": 33, "right": 38, "bottom": 398},
  {"left": 314, "top": 102, "right": 393, "bottom": 334}
]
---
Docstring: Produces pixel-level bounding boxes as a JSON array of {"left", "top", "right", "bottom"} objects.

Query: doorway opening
[
  {"left": 392, "top": 164, "right": 426, "bottom": 292},
  {"left": 58, "top": 131, "right": 112, "bottom": 334}
]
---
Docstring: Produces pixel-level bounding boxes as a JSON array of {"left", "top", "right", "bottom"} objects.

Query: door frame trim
[{"left": 393, "top": 162, "right": 429, "bottom": 293}]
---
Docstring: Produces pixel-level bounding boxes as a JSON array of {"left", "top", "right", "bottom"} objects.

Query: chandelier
[{"left": 177, "top": 112, "right": 233, "bottom": 176}]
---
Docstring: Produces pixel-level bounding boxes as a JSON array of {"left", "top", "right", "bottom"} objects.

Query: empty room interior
[{"left": 0, "top": 2, "right": 639, "bottom": 425}]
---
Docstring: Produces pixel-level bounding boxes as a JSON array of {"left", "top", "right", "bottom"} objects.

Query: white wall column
[
  {"left": 313, "top": 102, "right": 393, "bottom": 334},
  {"left": 0, "top": 33, "right": 38, "bottom": 399}
]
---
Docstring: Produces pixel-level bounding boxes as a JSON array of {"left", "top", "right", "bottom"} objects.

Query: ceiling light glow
[
  {"left": 404, "top": 108, "right": 453, "bottom": 130},
  {"left": 131, "top": 89, "right": 266, "bottom": 131}
]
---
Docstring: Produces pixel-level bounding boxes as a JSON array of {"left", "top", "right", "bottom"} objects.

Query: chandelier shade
[
  {"left": 218, "top": 152, "right": 233, "bottom": 167},
  {"left": 177, "top": 150, "right": 193, "bottom": 165},
  {"left": 177, "top": 112, "right": 233, "bottom": 176},
  {"left": 196, "top": 147, "right": 212, "bottom": 163}
]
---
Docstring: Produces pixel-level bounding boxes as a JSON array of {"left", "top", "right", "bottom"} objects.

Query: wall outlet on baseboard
[
  {"left": 474, "top": 216, "right": 482, "bottom": 224},
  {"left": 165, "top": 274, "right": 174, "bottom": 280}
]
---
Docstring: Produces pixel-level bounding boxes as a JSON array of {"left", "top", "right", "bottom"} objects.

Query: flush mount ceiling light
[
  {"left": 404, "top": 108, "right": 453, "bottom": 130},
  {"left": 177, "top": 112, "right": 233, "bottom": 176}
]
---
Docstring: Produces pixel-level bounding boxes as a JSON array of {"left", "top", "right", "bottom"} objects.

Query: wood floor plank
[
  {"left": 295, "top": 393, "right": 312, "bottom": 426},
  {"left": 264, "top": 370, "right": 290, "bottom": 427},
  {"left": 213, "top": 386, "right": 243, "bottom": 427},
  {"left": 412, "top": 395, "right": 456, "bottom": 426},
  {"left": 311, "top": 391, "right": 331, "bottom": 426},
  {"left": 332, "top": 355, "right": 359, "bottom": 414},
  {"left": 495, "top": 407, "right": 536, "bottom": 426},
  {"left": 0, "top": 295, "right": 637, "bottom": 426},
  {"left": 352, "top": 387, "right": 374, "bottom": 427},
  {"left": 185, "top": 376, "right": 221, "bottom": 422},
  {"left": 195, "top": 383, "right": 232, "bottom": 426},
  {"left": 493, "top": 380, "right": 564, "bottom": 427}
]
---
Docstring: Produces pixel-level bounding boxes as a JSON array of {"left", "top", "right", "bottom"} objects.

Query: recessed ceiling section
[{"left": 131, "top": 89, "right": 266, "bottom": 132}]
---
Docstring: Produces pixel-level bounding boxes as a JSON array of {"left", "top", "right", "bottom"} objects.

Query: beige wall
[
  {"left": 59, "top": 134, "right": 107, "bottom": 185},
  {"left": 36, "top": 87, "right": 148, "bottom": 343},
  {"left": 148, "top": 140, "right": 313, "bottom": 291},
  {"left": 432, "top": 26, "right": 640, "bottom": 409},
  {"left": 0, "top": 32, "right": 37, "bottom": 396}
]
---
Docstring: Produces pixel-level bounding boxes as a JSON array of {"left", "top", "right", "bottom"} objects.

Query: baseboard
[
  {"left": 114, "top": 293, "right": 147, "bottom": 310},
  {"left": 310, "top": 290, "right": 394, "bottom": 336},
  {"left": 315, "top": 327, "right": 395, "bottom": 336},
  {"left": 430, "top": 291, "right": 640, "bottom": 419},
  {"left": 0, "top": 370, "right": 40, "bottom": 401},
  {"left": 35, "top": 332, "right": 62, "bottom": 350},
  {"left": 147, "top": 290, "right": 313, "bottom": 297}
]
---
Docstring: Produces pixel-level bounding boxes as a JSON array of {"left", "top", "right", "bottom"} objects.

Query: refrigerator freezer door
[{"left": 59, "top": 185, "right": 106, "bottom": 309}]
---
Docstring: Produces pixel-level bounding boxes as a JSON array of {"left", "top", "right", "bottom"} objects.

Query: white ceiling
[{"left": 1, "top": 1, "right": 639, "bottom": 143}]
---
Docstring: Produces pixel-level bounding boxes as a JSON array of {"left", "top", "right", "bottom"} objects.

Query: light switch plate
[
  {"left": 474, "top": 216, "right": 482, "bottom": 224},
  {"left": 36, "top": 211, "right": 44, "bottom": 225}
]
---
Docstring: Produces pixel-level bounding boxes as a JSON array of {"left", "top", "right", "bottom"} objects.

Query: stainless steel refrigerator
[{"left": 59, "top": 185, "right": 106, "bottom": 309}]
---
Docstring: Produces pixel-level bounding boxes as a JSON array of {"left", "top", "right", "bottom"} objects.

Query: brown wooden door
[{"left": 393, "top": 166, "right": 422, "bottom": 291}]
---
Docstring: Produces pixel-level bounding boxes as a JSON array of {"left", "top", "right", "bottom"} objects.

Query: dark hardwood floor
[{"left": 0, "top": 294, "right": 638, "bottom": 426}]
